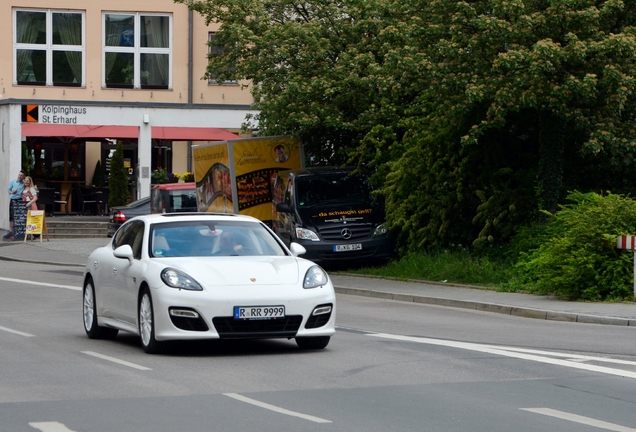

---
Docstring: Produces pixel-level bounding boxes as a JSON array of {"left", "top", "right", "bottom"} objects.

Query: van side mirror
[{"left": 276, "top": 202, "right": 293, "bottom": 213}]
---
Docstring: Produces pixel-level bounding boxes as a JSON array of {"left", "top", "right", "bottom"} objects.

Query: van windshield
[{"left": 296, "top": 173, "right": 373, "bottom": 207}]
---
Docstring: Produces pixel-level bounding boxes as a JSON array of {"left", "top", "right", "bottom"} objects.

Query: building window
[
  {"left": 208, "top": 33, "right": 238, "bottom": 85},
  {"left": 104, "top": 13, "right": 171, "bottom": 89},
  {"left": 14, "top": 9, "right": 85, "bottom": 87}
]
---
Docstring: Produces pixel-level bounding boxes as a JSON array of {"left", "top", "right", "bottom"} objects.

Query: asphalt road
[{"left": 1, "top": 259, "right": 636, "bottom": 432}]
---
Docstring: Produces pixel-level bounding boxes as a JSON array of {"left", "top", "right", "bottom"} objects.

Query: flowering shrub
[{"left": 151, "top": 169, "right": 168, "bottom": 183}]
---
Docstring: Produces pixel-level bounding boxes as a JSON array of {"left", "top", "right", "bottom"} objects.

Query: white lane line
[
  {"left": 0, "top": 325, "right": 35, "bottom": 337},
  {"left": 224, "top": 393, "right": 332, "bottom": 423},
  {"left": 368, "top": 333, "right": 636, "bottom": 379},
  {"left": 29, "top": 422, "right": 77, "bottom": 432},
  {"left": 82, "top": 351, "right": 152, "bottom": 371},
  {"left": 521, "top": 408, "right": 636, "bottom": 432},
  {"left": 486, "top": 345, "right": 636, "bottom": 367},
  {"left": 0, "top": 276, "right": 80, "bottom": 291}
]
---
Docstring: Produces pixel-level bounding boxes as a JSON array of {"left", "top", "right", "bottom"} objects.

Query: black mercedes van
[{"left": 272, "top": 167, "right": 393, "bottom": 265}]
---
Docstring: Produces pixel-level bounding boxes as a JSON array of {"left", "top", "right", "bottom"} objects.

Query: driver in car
[{"left": 216, "top": 231, "right": 243, "bottom": 255}]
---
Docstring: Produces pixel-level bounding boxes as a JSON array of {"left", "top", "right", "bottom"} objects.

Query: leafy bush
[
  {"left": 513, "top": 191, "right": 636, "bottom": 301},
  {"left": 108, "top": 142, "right": 130, "bottom": 207}
]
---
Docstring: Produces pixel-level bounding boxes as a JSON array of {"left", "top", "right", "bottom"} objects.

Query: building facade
[{"left": 1, "top": 0, "right": 256, "bottom": 227}]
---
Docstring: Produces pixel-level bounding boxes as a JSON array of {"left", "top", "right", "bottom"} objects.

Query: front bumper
[
  {"left": 150, "top": 283, "right": 336, "bottom": 342},
  {"left": 295, "top": 236, "right": 394, "bottom": 265}
]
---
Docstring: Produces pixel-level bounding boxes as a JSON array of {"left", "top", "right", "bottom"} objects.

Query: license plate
[
  {"left": 334, "top": 243, "right": 362, "bottom": 252},
  {"left": 234, "top": 306, "right": 285, "bottom": 319}
]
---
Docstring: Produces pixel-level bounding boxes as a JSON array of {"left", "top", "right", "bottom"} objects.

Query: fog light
[
  {"left": 312, "top": 305, "right": 332, "bottom": 316},
  {"left": 169, "top": 309, "right": 200, "bottom": 318}
]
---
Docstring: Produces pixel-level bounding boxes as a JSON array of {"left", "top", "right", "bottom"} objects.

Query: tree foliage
[
  {"left": 108, "top": 142, "right": 129, "bottom": 208},
  {"left": 179, "top": 0, "right": 636, "bottom": 253}
]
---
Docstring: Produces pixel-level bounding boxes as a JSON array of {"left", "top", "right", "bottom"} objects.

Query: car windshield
[
  {"left": 296, "top": 173, "right": 373, "bottom": 207},
  {"left": 149, "top": 220, "right": 288, "bottom": 258}
]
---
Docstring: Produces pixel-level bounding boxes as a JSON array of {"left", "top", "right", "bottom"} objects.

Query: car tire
[
  {"left": 138, "top": 287, "right": 163, "bottom": 354},
  {"left": 83, "top": 278, "right": 118, "bottom": 339},
  {"left": 296, "top": 336, "right": 330, "bottom": 350}
]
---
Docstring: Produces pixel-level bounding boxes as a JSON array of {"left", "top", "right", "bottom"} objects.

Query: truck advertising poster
[
  {"left": 233, "top": 136, "right": 303, "bottom": 222},
  {"left": 192, "top": 141, "right": 232, "bottom": 213},
  {"left": 192, "top": 136, "right": 303, "bottom": 223}
]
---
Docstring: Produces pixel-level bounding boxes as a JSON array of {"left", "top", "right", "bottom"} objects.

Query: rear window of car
[
  {"left": 168, "top": 190, "right": 197, "bottom": 212},
  {"left": 149, "top": 220, "right": 288, "bottom": 258}
]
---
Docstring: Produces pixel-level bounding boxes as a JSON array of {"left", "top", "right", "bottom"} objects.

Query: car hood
[{"left": 160, "top": 256, "right": 303, "bottom": 286}]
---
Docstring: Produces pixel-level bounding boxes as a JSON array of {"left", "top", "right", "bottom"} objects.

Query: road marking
[
  {"left": 0, "top": 276, "right": 80, "bottom": 291},
  {"left": 487, "top": 345, "right": 636, "bottom": 367},
  {"left": 368, "top": 333, "right": 636, "bottom": 379},
  {"left": 224, "top": 393, "right": 332, "bottom": 423},
  {"left": 82, "top": 351, "right": 151, "bottom": 371},
  {"left": 0, "top": 325, "right": 35, "bottom": 337},
  {"left": 521, "top": 408, "right": 636, "bottom": 432},
  {"left": 29, "top": 422, "right": 77, "bottom": 432}
]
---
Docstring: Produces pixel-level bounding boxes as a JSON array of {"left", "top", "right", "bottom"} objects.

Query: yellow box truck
[{"left": 192, "top": 136, "right": 304, "bottom": 225}]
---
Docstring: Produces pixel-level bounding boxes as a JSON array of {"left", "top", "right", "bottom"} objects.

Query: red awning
[
  {"left": 151, "top": 127, "right": 240, "bottom": 141},
  {"left": 22, "top": 123, "right": 139, "bottom": 139},
  {"left": 22, "top": 124, "right": 240, "bottom": 141}
]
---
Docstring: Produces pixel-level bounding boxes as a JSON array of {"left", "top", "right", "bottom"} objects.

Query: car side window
[
  {"left": 112, "top": 221, "right": 144, "bottom": 259},
  {"left": 112, "top": 222, "right": 131, "bottom": 249},
  {"left": 127, "top": 222, "right": 145, "bottom": 260}
]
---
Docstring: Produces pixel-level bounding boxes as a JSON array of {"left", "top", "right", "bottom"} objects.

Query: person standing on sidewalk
[{"left": 4, "top": 170, "right": 26, "bottom": 241}]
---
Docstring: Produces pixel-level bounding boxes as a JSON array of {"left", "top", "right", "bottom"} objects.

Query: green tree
[
  {"left": 108, "top": 142, "right": 129, "bottom": 208},
  {"left": 92, "top": 160, "right": 104, "bottom": 187},
  {"left": 374, "top": 0, "right": 636, "bottom": 250},
  {"left": 177, "top": 0, "right": 418, "bottom": 164},
  {"left": 180, "top": 0, "right": 636, "bottom": 253}
]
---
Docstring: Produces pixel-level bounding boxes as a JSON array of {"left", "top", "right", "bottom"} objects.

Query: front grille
[
  {"left": 170, "top": 315, "right": 209, "bottom": 332},
  {"left": 213, "top": 315, "right": 302, "bottom": 338},
  {"left": 305, "top": 312, "right": 332, "bottom": 329},
  {"left": 318, "top": 224, "right": 373, "bottom": 241}
]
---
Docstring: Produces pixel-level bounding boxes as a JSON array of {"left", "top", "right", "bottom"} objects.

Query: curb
[
  {"left": 334, "top": 286, "right": 636, "bottom": 327},
  {"left": 0, "top": 254, "right": 83, "bottom": 268},
  {"left": 1, "top": 249, "right": 633, "bottom": 327}
]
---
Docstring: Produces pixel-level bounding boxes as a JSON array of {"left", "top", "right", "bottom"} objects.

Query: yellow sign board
[{"left": 25, "top": 210, "right": 49, "bottom": 242}]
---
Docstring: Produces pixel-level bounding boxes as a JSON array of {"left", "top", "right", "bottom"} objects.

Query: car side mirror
[
  {"left": 276, "top": 202, "right": 292, "bottom": 213},
  {"left": 114, "top": 244, "right": 134, "bottom": 262},
  {"left": 290, "top": 242, "right": 306, "bottom": 257}
]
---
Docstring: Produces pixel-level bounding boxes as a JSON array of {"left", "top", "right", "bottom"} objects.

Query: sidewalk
[{"left": 1, "top": 235, "right": 635, "bottom": 326}]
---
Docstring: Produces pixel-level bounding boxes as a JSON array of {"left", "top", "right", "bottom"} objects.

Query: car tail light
[{"left": 113, "top": 211, "right": 126, "bottom": 223}]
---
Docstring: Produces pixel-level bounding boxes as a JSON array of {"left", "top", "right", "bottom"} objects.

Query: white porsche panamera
[{"left": 82, "top": 213, "right": 336, "bottom": 353}]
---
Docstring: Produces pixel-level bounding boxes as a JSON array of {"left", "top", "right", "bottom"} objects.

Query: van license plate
[{"left": 334, "top": 243, "right": 362, "bottom": 252}]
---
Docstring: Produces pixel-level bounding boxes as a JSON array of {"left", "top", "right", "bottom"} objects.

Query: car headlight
[
  {"left": 373, "top": 223, "right": 388, "bottom": 237},
  {"left": 161, "top": 268, "right": 203, "bottom": 291},
  {"left": 304, "top": 265, "right": 329, "bottom": 289},
  {"left": 295, "top": 227, "right": 320, "bottom": 241}
]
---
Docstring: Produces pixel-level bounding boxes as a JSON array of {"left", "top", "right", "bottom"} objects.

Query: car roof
[
  {"left": 152, "top": 182, "right": 196, "bottom": 191},
  {"left": 133, "top": 212, "right": 259, "bottom": 224}
]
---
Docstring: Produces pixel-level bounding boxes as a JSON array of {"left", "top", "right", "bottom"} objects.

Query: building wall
[
  {"left": 0, "top": 1, "right": 257, "bottom": 230},
  {"left": 0, "top": 0, "right": 253, "bottom": 106}
]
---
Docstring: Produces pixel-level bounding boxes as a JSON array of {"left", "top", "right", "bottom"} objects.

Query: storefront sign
[{"left": 40, "top": 105, "right": 88, "bottom": 124}]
